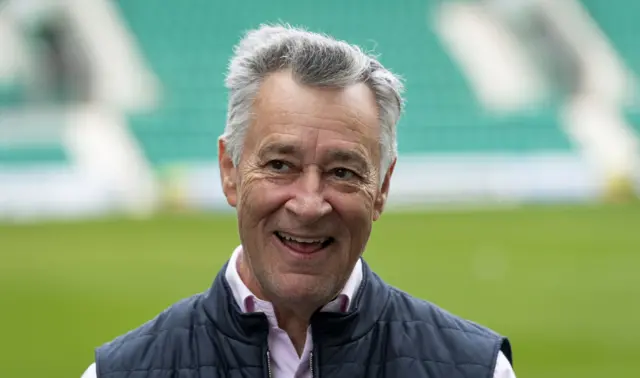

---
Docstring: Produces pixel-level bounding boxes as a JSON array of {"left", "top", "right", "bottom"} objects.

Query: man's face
[{"left": 219, "top": 70, "right": 395, "bottom": 307}]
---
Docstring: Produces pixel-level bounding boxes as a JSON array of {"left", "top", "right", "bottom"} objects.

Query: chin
[{"left": 269, "top": 273, "right": 335, "bottom": 304}]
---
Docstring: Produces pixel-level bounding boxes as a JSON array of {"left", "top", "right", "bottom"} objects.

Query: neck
[
  {"left": 236, "top": 252, "right": 316, "bottom": 355},
  {"left": 273, "top": 305, "right": 312, "bottom": 355}
]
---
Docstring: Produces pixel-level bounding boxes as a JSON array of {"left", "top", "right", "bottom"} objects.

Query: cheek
[
  {"left": 237, "top": 164, "right": 264, "bottom": 208},
  {"left": 356, "top": 186, "right": 378, "bottom": 216},
  {"left": 331, "top": 189, "right": 377, "bottom": 230},
  {"left": 237, "top": 173, "right": 289, "bottom": 226},
  {"left": 237, "top": 171, "right": 265, "bottom": 225}
]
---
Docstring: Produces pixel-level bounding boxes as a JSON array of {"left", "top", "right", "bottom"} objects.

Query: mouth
[{"left": 274, "top": 231, "right": 335, "bottom": 255}]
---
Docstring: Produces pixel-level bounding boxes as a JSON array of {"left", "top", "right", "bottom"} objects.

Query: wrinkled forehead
[{"left": 243, "top": 70, "right": 381, "bottom": 162}]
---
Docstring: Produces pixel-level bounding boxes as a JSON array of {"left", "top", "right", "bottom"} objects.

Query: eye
[
  {"left": 266, "top": 160, "right": 291, "bottom": 172},
  {"left": 331, "top": 168, "right": 356, "bottom": 180}
]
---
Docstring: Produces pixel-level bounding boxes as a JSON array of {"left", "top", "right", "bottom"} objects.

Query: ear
[
  {"left": 218, "top": 137, "right": 238, "bottom": 207},
  {"left": 373, "top": 158, "right": 396, "bottom": 221}
]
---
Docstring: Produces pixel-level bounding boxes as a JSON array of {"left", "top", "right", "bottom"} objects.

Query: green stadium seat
[
  {"left": 580, "top": 0, "right": 640, "bottom": 135},
  {"left": 0, "top": 145, "right": 67, "bottom": 165}
]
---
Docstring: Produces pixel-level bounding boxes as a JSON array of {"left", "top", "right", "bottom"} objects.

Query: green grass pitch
[{"left": 1, "top": 203, "right": 639, "bottom": 377}]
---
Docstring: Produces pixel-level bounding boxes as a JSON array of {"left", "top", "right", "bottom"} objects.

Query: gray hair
[{"left": 222, "top": 24, "right": 405, "bottom": 185}]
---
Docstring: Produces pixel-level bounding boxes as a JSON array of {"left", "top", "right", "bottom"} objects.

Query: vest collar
[
  {"left": 225, "top": 245, "right": 363, "bottom": 317},
  {"left": 202, "top": 258, "right": 390, "bottom": 346},
  {"left": 309, "top": 259, "right": 391, "bottom": 346}
]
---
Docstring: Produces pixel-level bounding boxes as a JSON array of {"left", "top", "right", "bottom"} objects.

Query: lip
[{"left": 272, "top": 232, "right": 330, "bottom": 261}]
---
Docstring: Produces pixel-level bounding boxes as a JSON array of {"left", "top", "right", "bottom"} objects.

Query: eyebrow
[
  {"left": 258, "top": 142, "right": 300, "bottom": 158},
  {"left": 325, "top": 148, "right": 369, "bottom": 171}
]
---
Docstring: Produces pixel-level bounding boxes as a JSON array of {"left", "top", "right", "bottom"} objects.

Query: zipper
[
  {"left": 266, "top": 348, "right": 317, "bottom": 377},
  {"left": 266, "top": 350, "right": 273, "bottom": 378},
  {"left": 310, "top": 351, "right": 314, "bottom": 377},
  {"left": 310, "top": 351, "right": 315, "bottom": 377}
]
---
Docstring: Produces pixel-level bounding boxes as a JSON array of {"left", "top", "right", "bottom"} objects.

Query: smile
[{"left": 274, "top": 231, "right": 335, "bottom": 255}]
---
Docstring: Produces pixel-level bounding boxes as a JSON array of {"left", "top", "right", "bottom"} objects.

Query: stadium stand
[
  {"left": 2, "top": 0, "right": 638, "bottom": 166},
  {"left": 0, "top": 0, "right": 638, "bottom": 218},
  {"left": 113, "top": 0, "right": 575, "bottom": 167}
]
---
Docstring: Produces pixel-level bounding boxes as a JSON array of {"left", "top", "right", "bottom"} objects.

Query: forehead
[{"left": 245, "top": 70, "right": 380, "bottom": 157}]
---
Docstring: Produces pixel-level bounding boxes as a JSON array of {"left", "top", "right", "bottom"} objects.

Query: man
[{"left": 81, "top": 24, "right": 516, "bottom": 378}]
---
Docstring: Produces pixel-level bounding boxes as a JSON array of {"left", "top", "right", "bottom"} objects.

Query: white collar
[{"left": 224, "top": 245, "right": 363, "bottom": 326}]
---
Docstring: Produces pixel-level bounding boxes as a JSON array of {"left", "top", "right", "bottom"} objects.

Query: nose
[{"left": 284, "top": 168, "right": 332, "bottom": 223}]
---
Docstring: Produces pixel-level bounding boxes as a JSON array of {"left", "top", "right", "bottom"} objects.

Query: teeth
[{"left": 277, "top": 231, "right": 329, "bottom": 244}]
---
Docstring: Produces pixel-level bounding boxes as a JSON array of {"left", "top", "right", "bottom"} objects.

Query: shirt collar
[{"left": 224, "top": 245, "right": 363, "bottom": 325}]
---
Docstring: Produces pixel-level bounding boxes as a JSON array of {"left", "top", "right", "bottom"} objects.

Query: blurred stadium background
[{"left": 1, "top": 0, "right": 639, "bottom": 377}]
